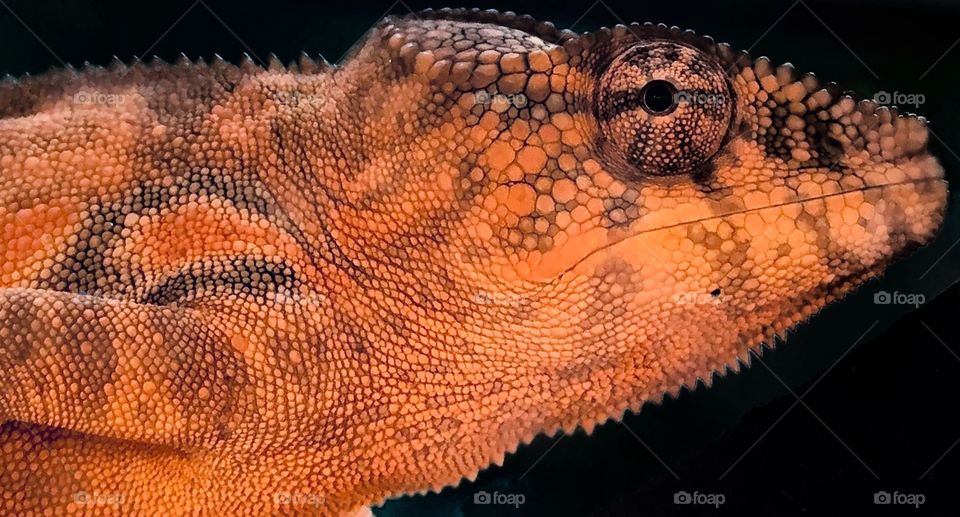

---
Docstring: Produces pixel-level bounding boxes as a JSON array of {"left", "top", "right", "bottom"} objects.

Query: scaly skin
[{"left": 0, "top": 8, "right": 947, "bottom": 515}]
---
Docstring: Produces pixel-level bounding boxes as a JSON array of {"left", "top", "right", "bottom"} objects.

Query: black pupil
[{"left": 641, "top": 80, "right": 678, "bottom": 115}]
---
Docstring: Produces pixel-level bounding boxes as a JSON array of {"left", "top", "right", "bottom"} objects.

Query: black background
[{"left": 2, "top": 1, "right": 960, "bottom": 515}]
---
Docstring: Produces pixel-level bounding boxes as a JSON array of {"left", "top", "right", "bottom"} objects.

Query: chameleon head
[
  {"left": 367, "top": 12, "right": 947, "bottom": 435},
  {"left": 533, "top": 29, "right": 951, "bottom": 358}
]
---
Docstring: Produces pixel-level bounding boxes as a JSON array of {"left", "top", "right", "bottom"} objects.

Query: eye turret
[{"left": 595, "top": 41, "right": 734, "bottom": 178}]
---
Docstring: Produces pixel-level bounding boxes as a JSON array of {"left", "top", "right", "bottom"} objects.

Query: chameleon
[{"left": 0, "top": 6, "right": 947, "bottom": 516}]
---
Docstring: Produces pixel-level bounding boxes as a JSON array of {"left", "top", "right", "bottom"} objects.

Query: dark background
[{"left": 2, "top": 1, "right": 959, "bottom": 515}]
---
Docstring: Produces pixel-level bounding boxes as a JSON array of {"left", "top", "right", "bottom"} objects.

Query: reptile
[{"left": 0, "top": 7, "right": 947, "bottom": 516}]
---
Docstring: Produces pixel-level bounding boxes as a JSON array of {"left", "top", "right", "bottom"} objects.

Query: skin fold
[{"left": 0, "top": 7, "right": 947, "bottom": 515}]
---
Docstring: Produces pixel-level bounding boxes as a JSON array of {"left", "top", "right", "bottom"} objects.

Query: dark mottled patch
[
  {"left": 578, "top": 257, "right": 639, "bottom": 331},
  {"left": 2, "top": 291, "right": 119, "bottom": 414},
  {"left": 40, "top": 170, "right": 275, "bottom": 299},
  {"left": 154, "top": 308, "right": 251, "bottom": 446},
  {"left": 753, "top": 107, "right": 847, "bottom": 170},
  {"left": 690, "top": 158, "right": 718, "bottom": 186},
  {"left": 140, "top": 256, "right": 299, "bottom": 307}
]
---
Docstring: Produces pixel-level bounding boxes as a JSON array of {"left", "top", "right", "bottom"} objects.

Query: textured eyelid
[
  {"left": 594, "top": 41, "right": 736, "bottom": 178},
  {"left": 717, "top": 73, "right": 742, "bottom": 149}
]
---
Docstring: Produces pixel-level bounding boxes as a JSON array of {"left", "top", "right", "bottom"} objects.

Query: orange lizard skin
[{"left": 0, "top": 8, "right": 947, "bottom": 515}]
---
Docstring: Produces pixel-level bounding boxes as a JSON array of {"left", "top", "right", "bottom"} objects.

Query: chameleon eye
[
  {"left": 595, "top": 41, "right": 733, "bottom": 178},
  {"left": 639, "top": 79, "right": 678, "bottom": 115}
]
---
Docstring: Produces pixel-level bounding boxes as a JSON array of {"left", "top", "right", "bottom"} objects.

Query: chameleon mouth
[
  {"left": 630, "top": 176, "right": 943, "bottom": 241},
  {"left": 570, "top": 175, "right": 947, "bottom": 430},
  {"left": 555, "top": 175, "right": 947, "bottom": 283}
]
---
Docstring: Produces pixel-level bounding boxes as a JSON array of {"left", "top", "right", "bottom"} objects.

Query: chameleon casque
[{"left": 0, "top": 6, "right": 948, "bottom": 515}]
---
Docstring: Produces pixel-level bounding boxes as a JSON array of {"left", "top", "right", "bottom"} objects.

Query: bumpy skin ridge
[{"left": 0, "top": 8, "right": 947, "bottom": 515}]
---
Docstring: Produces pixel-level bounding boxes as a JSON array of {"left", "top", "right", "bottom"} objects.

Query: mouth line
[{"left": 552, "top": 176, "right": 943, "bottom": 283}]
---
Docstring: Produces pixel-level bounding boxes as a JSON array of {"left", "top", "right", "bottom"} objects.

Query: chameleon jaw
[{"left": 559, "top": 174, "right": 947, "bottom": 283}]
